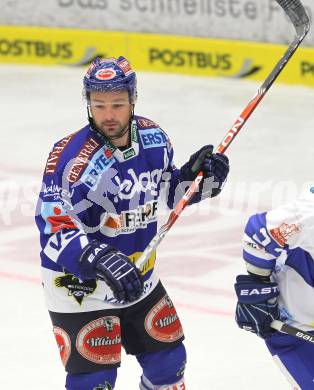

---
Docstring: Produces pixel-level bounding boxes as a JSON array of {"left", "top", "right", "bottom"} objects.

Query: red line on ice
[
  {"left": 176, "top": 302, "right": 233, "bottom": 317},
  {"left": 0, "top": 271, "right": 40, "bottom": 283}
]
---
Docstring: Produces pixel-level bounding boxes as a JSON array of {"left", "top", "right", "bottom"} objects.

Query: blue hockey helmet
[{"left": 83, "top": 56, "right": 137, "bottom": 103}]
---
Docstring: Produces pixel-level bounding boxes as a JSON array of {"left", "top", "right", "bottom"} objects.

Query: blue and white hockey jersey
[
  {"left": 35, "top": 116, "right": 181, "bottom": 312},
  {"left": 243, "top": 185, "right": 314, "bottom": 331}
]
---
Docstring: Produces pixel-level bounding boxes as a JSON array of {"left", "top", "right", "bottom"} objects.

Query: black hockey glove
[
  {"left": 234, "top": 274, "right": 280, "bottom": 339},
  {"left": 79, "top": 241, "right": 144, "bottom": 303},
  {"left": 179, "top": 145, "right": 229, "bottom": 201}
]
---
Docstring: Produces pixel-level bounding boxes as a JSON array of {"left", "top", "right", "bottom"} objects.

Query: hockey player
[
  {"left": 234, "top": 184, "right": 314, "bottom": 389},
  {"left": 35, "top": 56, "right": 229, "bottom": 390}
]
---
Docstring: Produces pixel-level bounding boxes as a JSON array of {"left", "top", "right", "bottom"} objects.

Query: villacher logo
[
  {"left": 53, "top": 326, "right": 71, "bottom": 367},
  {"left": 144, "top": 295, "right": 183, "bottom": 342},
  {"left": 76, "top": 317, "right": 121, "bottom": 364}
]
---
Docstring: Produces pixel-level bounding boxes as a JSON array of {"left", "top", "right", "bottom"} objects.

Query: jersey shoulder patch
[
  {"left": 45, "top": 132, "right": 77, "bottom": 175},
  {"left": 44, "top": 125, "right": 95, "bottom": 177},
  {"left": 135, "top": 116, "right": 171, "bottom": 151},
  {"left": 136, "top": 116, "right": 160, "bottom": 130}
]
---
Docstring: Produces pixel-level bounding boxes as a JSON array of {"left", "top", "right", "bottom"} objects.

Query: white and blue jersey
[
  {"left": 35, "top": 116, "right": 181, "bottom": 312},
  {"left": 243, "top": 185, "right": 314, "bottom": 331}
]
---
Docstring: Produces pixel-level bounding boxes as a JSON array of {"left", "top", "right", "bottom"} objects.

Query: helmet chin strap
[{"left": 87, "top": 105, "right": 134, "bottom": 144}]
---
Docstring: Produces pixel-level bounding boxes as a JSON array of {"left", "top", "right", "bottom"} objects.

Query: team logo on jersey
[
  {"left": 53, "top": 326, "right": 71, "bottom": 367},
  {"left": 144, "top": 295, "right": 184, "bottom": 342},
  {"left": 54, "top": 274, "right": 97, "bottom": 305},
  {"left": 115, "top": 168, "right": 163, "bottom": 200},
  {"left": 270, "top": 223, "right": 300, "bottom": 246},
  {"left": 76, "top": 317, "right": 121, "bottom": 364}
]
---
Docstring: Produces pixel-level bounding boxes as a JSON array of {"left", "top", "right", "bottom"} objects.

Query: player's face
[{"left": 89, "top": 90, "right": 133, "bottom": 144}]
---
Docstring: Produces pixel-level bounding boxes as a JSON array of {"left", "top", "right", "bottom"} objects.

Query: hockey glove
[
  {"left": 234, "top": 274, "right": 280, "bottom": 339},
  {"left": 79, "top": 241, "right": 144, "bottom": 303},
  {"left": 179, "top": 145, "right": 229, "bottom": 201}
]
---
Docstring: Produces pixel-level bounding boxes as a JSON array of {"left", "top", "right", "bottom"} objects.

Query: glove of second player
[
  {"left": 234, "top": 274, "right": 280, "bottom": 339},
  {"left": 79, "top": 241, "right": 144, "bottom": 303}
]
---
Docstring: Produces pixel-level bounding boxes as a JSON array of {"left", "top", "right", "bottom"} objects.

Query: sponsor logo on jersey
[
  {"left": 53, "top": 326, "right": 71, "bottom": 367},
  {"left": 54, "top": 273, "right": 97, "bottom": 305},
  {"left": 131, "top": 121, "right": 138, "bottom": 143},
  {"left": 43, "top": 181, "right": 74, "bottom": 201},
  {"left": 140, "top": 128, "right": 167, "bottom": 149},
  {"left": 76, "top": 317, "right": 121, "bottom": 364},
  {"left": 81, "top": 147, "right": 164, "bottom": 197},
  {"left": 41, "top": 202, "right": 77, "bottom": 233},
  {"left": 123, "top": 148, "right": 136, "bottom": 160},
  {"left": 102, "top": 200, "right": 158, "bottom": 236},
  {"left": 144, "top": 295, "right": 183, "bottom": 342},
  {"left": 45, "top": 133, "right": 76, "bottom": 174},
  {"left": 81, "top": 147, "right": 115, "bottom": 189},
  {"left": 131, "top": 251, "right": 156, "bottom": 276},
  {"left": 67, "top": 137, "right": 101, "bottom": 183},
  {"left": 270, "top": 223, "right": 300, "bottom": 246}
]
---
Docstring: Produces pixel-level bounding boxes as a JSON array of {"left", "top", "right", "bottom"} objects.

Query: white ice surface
[{"left": 0, "top": 64, "right": 313, "bottom": 389}]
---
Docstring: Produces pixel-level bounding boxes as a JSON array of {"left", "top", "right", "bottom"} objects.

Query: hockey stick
[
  {"left": 136, "top": 0, "right": 310, "bottom": 272},
  {"left": 271, "top": 320, "right": 314, "bottom": 344}
]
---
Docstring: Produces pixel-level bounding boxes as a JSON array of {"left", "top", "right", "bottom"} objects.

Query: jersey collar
[{"left": 91, "top": 119, "right": 139, "bottom": 162}]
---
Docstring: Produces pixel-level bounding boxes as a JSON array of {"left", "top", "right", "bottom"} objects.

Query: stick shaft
[{"left": 271, "top": 320, "right": 314, "bottom": 344}]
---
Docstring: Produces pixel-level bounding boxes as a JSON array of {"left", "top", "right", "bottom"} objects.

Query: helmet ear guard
[{"left": 83, "top": 56, "right": 137, "bottom": 104}]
